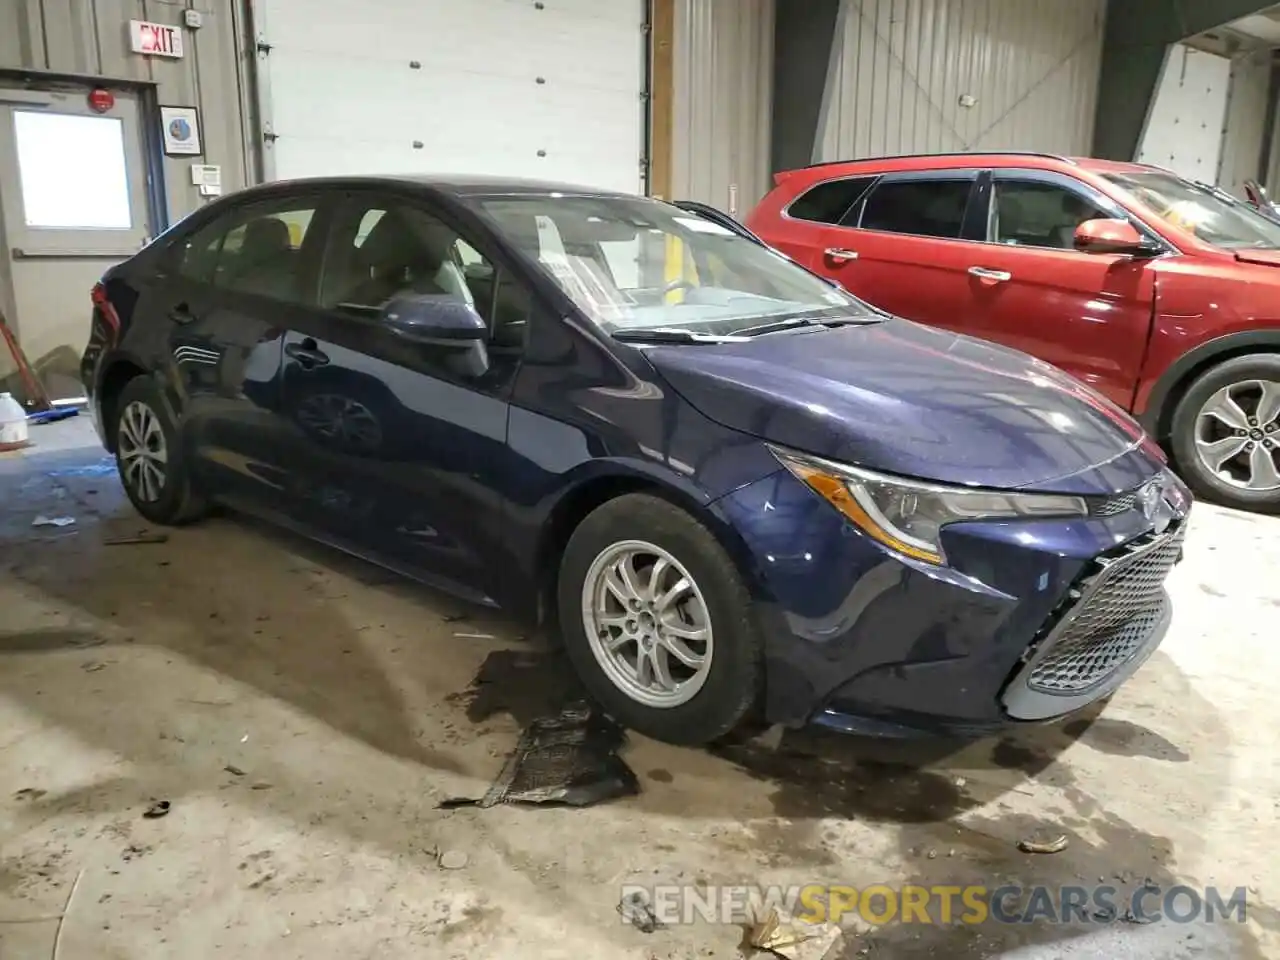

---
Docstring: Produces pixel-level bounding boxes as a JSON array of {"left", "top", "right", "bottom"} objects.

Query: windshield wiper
[
  {"left": 735, "top": 314, "right": 880, "bottom": 337},
  {"left": 611, "top": 328, "right": 750, "bottom": 345}
]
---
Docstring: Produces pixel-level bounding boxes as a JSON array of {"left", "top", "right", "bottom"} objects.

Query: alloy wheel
[
  {"left": 581, "top": 539, "right": 714, "bottom": 708},
  {"left": 1194, "top": 379, "right": 1280, "bottom": 491},
  {"left": 117, "top": 400, "right": 169, "bottom": 503}
]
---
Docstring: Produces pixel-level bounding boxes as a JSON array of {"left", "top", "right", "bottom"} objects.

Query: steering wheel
[{"left": 662, "top": 278, "right": 696, "bottom": 295}]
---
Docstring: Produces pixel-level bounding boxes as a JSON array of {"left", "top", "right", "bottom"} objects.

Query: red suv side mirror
[{"left": 1073, "top": 218, "right": 1149, "bottom": 255}]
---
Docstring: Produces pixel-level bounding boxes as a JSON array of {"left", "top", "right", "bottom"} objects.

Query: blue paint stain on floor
[{"left": 45, "top": 457, "right": 117, "bottom": 479}]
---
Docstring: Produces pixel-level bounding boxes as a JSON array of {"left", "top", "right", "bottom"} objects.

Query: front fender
[{"left": 1137, "top": 327, "right": 1280, "bottom": 435}]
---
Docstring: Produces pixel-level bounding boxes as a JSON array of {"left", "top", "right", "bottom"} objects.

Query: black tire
[
  {"left": 112, "top": 375, "right": 208, "bottom": 525},
  {"left": 557, "top": 493, "right": 762, "bottom": 745},
  {"left": 1169, "top": 353, "right": 1280, "bottom": 514}
]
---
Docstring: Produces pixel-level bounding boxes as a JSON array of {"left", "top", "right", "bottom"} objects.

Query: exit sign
[{"left": 129, "top": 20, "right": 184, "bottom": 59}]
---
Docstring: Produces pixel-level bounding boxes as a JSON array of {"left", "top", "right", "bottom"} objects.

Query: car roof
[
  {"left": 234, "top": 173, "right": 639, "bottom": 200},
  {"left": 779, "top": 152, "right": 1156, "bottom": 180}
]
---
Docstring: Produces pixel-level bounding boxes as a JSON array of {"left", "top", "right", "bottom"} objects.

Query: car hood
[
  {"left": 644, "top": 318, "right": 1164, "bottom": 495},
  {"left": 1234, "top": 248, "right": 1280, "bottom": 268}
]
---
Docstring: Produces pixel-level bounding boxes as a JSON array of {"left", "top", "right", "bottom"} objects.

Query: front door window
[{"left": 989, "top": 180, "right": 1113, "bottom": 250}]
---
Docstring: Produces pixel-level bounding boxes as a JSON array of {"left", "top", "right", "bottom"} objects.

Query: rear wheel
[
  {"left": 1170, "top": 354, "right": 1280, "bottom": 513},
  {"left": 556, "top": 493, "right": 762, "bottom": 745},
  {"left": 112, "top": 376, "right": 208, "bottom": 525}
]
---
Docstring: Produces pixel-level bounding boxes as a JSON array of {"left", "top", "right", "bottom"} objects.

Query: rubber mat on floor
[{"left": 441, "top": 701, "right": 639, "bottom": 808}]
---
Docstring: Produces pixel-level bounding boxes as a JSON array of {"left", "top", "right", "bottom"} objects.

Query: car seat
[{"left": 230, "top": 217, "right": 295, "bottom": 296}]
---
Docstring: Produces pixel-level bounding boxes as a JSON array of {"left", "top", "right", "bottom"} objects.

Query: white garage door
[
  {"left": 255, "top": 0, "right": 647, "bottom": 193},
  {"left": 1137, "top": 43, "right": 1232, "bottom": 184}
]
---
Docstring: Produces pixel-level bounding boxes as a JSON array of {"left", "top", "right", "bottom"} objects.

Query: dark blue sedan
[{"left": 81, "top": 175, "right": 1191, "bottom": 745}]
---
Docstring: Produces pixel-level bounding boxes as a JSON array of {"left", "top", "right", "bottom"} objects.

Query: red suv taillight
[{"left": 90, "top": 282, "right": 121, "bottom": 343}]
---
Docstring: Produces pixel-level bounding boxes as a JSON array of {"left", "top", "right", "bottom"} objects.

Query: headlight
[{"left": 770, "top": 446, "right": 1088, "bottom": 565}]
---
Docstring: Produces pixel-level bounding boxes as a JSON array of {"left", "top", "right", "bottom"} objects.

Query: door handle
[
  {"left": 824, "top": 247, "right": 859, "bottom": 263},
  {"left": 968, "top": 266, "right": 1012, "bottom": 282},
  {"left": 169, "top": 303, "right": 197, "bottom": 324},
  {"left": 285, "top": 340, "right": 330, "bottom": 367}
]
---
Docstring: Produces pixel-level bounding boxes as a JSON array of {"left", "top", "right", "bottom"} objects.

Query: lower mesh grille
[{"left": 1027, "top": 525, "right": 1185, "bottom": 694}]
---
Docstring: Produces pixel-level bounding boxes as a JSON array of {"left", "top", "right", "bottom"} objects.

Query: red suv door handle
[
  {"left": 824, "top": 247, "right": 859, "bottom": 262},
  {"left": 968, "top": 266, "right": 1012, "bottom": 282}
]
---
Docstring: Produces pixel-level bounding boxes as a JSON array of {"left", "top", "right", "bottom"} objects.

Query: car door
[
  {"left": 956, "top": 169, "right": 1159, "bottom": 407},
  {"left": 149, "top": 191, "right": 331, "bottom": 513},
  {"left": 275, "top": 189, "right": 527, "bottom": 603},
  {"left": 804, "top": 170, "right": 983, "bottom": 326},
  {"left": 752, "top": 174, "right": 879, "bottom": 265}
]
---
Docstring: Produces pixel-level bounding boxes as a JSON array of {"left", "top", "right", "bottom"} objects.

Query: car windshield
[
  {"left": 1104, "top": 170, "right": 1280, "bottom": 249},
  {"left": 473, "top": 193, "right": 873, "bottom": 335}
]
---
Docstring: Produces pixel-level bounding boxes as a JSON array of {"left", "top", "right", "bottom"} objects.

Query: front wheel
[
  {"left": 1169, "top": 353, "right": 1280, "bottom": 513},
  {"left": 112, "top": 375, "right": 208, "bottom": 525},
  {"left": 557, "top": 493, "right": 762, "bottom": 745}
]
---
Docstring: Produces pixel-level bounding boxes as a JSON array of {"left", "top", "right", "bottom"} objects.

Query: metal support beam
[
  {"left": 649, "top": 0, "right": 674, "bottom": 198},
  {"left": 770, "top": 0, "right": 841, "bottom": 175},
  {"left": 1093, "top": 0, "right": 1277, "bottom": 161}
]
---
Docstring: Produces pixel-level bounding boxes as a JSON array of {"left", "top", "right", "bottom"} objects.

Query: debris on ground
[
  {"left": 224, "top": 765, "right": 246, "bottom": 777},
  {"left": 438, "top": 850, "right": 469, "bottom": 870},
  {"left": 81, "top": 661, "right": 107, "bottom": 673},
  {"left": 438, "top": 701, "right": 638, "bottom": 809},
  {"left": 1017, "top": 834, "right": 1069, "bottom": 855},
  {"left": 142, "top": 800, "right": 171, "bottom": 819},
  {"left": 31, "top": 515, "right": 75, "bottom": 528},
  {"left": 121, "top": 844, "right": 150, "bottom": 862},
  {"left": 104, "top": 532, "right": 169, "bottom": 546},
  {"left": 747, "top": 905, "right": 842, "bottom": 960},
  {"left": 50, "top": 867, "right": 85, "bottom": 958},
  {"left": 453, "top": 631, "right": 496, "bottom": 640},
  {"left": 250, "top": 782, "right": 272, "bottom": 791},
  {"left": 617, "top": 890, "right": 661, "bottom": 933},
  {"left": 13, "top": 788, "right": 46, "bottom": 801}
]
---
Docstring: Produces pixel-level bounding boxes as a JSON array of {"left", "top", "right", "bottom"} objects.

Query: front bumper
[{"left": 714, "top": 469, "right": 1185, "bottom": 736}]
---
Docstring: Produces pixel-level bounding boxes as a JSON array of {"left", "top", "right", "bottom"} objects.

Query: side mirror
[
  {"left": 1073, "top": 218, "right": 1156, "bottom": 256},
  {"left": 382, "top": 293, "right": 487, "bottom": 345}
]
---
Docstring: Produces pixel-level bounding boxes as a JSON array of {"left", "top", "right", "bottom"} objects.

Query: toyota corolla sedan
[{"left": 80, "top": 175, "right": 1191, "bottom": 745}]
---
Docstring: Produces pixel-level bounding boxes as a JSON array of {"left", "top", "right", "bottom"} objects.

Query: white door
[
  {"left": 254, "top": 0, "right": 647, "bottom": 193},
  {"left": 1137, "top": 43, "right": 1232, "bottom": 183},
  {"left": 0, "top": 87, "right": 152, "bottom": 400}
]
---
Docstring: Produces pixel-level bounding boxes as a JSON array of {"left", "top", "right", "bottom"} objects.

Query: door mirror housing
[
  {"left": 1073, "top": 218, "right": 1157, "bottom": 256},
  {"left": 382, "top": 293, "right": 487, "bottom": 344}
]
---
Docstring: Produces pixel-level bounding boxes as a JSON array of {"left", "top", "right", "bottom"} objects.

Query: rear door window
[
  {"left": 786, "top": 176, "right": 877, "bottom": 224},
  {"left": 858, "top": 177, "right": 975, "bottom": 239},
  {"left": 171, "top": 197, "right": 323, "bottom": 303}
]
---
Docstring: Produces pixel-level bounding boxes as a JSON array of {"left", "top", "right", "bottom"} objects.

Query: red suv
[{"left": 746, "top": 152, "right": 1280, "bottom": 513}]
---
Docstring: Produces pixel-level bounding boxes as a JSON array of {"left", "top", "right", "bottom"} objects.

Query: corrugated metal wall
[
  {"left": 816, "top": 0, "right": 1107, "bottom": 162},
  {"left": 0, "top": 0, "right": 253, "bottom": 220},
  {"left": 1219, "top": 49, "right": 1273, "bottom": 197},
  {"left": 670, "top": 0, "right": 775, "bottom": 211}
]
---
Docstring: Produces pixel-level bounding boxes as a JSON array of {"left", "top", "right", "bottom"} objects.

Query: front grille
[
  {"left": 1092, "top": 490, "right": 1137, "bottom": 517},
  {"left": 1026, "top": 524, "right": 1185, "bottom": 694}
]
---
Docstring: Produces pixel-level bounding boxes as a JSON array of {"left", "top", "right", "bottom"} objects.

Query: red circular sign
[{"left": 87, "top": 88, "right": 114, "bottom": 113}]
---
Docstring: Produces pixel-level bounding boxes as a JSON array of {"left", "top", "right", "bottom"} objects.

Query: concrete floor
[{"left": 1, "top": 418, "right": 1277, "bottom": 959}]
